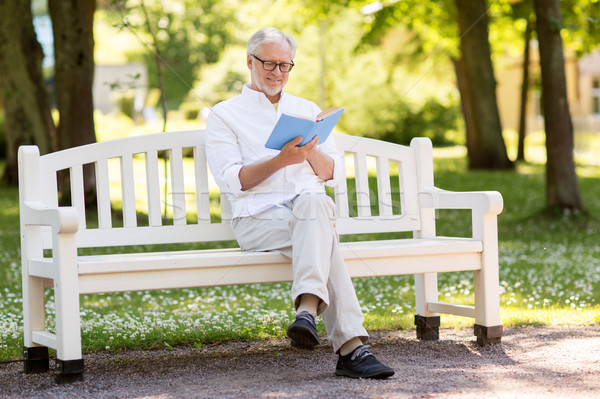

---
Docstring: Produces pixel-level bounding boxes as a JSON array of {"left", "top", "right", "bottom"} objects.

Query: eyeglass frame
[{"left": 250, "top": 54, "right": 295, "bottom": 72}]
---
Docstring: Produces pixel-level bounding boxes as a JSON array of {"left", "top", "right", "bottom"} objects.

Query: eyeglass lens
[{"left": 252, "top": 54, "right": 293, "bottom": 72}]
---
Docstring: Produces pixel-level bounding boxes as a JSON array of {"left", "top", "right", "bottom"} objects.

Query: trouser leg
[{"left": 231, "top": 193, "right": 368, "bottom": 352}]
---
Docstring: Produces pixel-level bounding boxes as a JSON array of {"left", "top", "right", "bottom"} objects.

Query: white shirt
[{"left": 206, "top": 84, "right": 344, "bottom": 218}]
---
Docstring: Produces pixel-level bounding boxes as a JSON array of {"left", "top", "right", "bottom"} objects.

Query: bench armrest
[
  {"left": 418, "top": 187, "right": 502, "bottom": 243},
  {"left": 21, "top": 201, "right": 79, "bottom": 234},
  {"left": 419, "top": 187, "right": 503, "bottom": 216}
]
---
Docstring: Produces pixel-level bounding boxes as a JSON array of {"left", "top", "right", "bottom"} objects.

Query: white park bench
[{"left": 18, "top": 130, "right": 503, "bottom": 383}]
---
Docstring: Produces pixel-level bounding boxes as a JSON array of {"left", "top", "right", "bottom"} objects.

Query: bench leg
[
  {"left": 414, "top": 315, "right": 440, "bottom": 340},
  {"left": 24, "top": 346, "right": 49, "bottom": 374},
  {"left": 414, "top": 273, "right": 440, "bottom": 341},
  {"left": 55, "top": 359, "right": 85, "bottom": 384},
  {"left": 22, "top": 228, "right": 49, "bottom": 372},
  {"left": 53, "top": 233, "right": 84, "bottom": 383},
  {"left": 474, "top": 324, "right": 503, "bottom": 346},
  {"left": 473, "top": 212, "right": 503, "bottom": 346}
]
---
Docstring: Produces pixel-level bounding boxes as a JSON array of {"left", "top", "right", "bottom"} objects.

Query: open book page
[
  {"left": 316, "top": 106, "right": 342, "bottom": 120},
  {"left": 285, "top": 106, "right": 342, "bottom": 122}
]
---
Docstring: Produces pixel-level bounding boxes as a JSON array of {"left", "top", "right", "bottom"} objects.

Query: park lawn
[{"left": 1, "top": 149, "right": 599, "bottom": 361}]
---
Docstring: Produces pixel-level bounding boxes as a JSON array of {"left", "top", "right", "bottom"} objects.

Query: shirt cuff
[
  {"left": 325, "top": 153, "right": 345, "bottom": 187},
  {"left": 223, "top": 164, "right": 244, "bottom": 195}
]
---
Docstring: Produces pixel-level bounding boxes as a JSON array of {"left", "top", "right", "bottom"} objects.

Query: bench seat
[{"left": 29, "top": 237, "right": 482, "bottom": 294}]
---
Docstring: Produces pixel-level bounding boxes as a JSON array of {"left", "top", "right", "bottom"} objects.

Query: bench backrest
[{"left": 19, "top": 130, "right": 431, "bottom": 250}]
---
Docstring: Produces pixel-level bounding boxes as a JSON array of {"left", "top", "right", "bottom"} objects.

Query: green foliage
[
  {"left": 561, "top": 0, "right": 600, "bottom": 54},
  {"left": 179, "top": 102, "right": 201, "bottom": 120},
  {"left": 358, "top": 0, "right": 458, "bottom": 59},
  {"left": 107, "top": 0, "right": 237, "bottom": 109},
  {"left": 193, "top": 46, "right": 248, "bottom": 106},
  {"left": 349, "top": 95, "right": 462, "bottom": 146},
  {"left": 195, "top": 4, "right": 461, "bottom": 146}
]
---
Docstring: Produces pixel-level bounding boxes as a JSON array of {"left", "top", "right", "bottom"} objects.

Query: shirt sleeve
[
  {"left": 318, "top": 134, "right": 345, "bottom": 187},
  {"left": 205, "top": 108, "right": 244, "bottom": 196}
]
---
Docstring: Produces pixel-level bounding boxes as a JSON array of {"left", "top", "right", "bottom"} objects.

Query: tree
[
  {"left": 517, "top": 15, "right": 533, "bottom": 162},
  {"left": 454, "top": 0, "right": 512, "bottom": 169},
  {"left": 503, "top": 0, "right": 535, "bottom": 163},
  {"left": 0, "top": 0, "right": 56, "bottom": 184},
  {"left": 0, "top": 0, "right": 97, "bottom": 197},
  {"left": 359, "top": 0, "right": 512, "bottom": 169},
  {"left": 533, "top": 0, "right": 586, "bottom": 214},
  {"left": 49, "top": 0, "right": 97, "bottom": 203}
]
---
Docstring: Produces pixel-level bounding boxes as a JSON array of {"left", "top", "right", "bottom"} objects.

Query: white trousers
[{"left": 231, "top": 192, "right": 369, "bottom": 352}]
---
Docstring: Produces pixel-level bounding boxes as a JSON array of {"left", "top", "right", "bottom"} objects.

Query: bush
[
  {"left": 374, "top": 98, "right": 461, "bottom": 146},
  {"left": 180, "top": 102, "right": 201, "bottom": 120}
]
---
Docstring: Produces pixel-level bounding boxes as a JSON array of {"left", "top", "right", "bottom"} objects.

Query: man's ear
[{"left": 247, "top": 54, "right": 253, "bottom": 70}]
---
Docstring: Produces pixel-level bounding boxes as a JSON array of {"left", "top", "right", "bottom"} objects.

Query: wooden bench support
[
  {"left": 24, "top": 346, "right": 49, "bottom": 374},
  {"left": 414, "top": 315, "right": 440, "bottom": 341},
  {"left": 474, "top": 324, "right": 503, "bottom": 346}
]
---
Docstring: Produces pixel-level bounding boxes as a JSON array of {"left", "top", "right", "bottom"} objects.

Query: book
[{"left": 265, "top": 106, "right": 345, "bottom": 150}]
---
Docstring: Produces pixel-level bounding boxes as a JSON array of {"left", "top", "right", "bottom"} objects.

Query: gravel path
[{"left": 1, "top": 325, "right": 599, "bottom": 398}]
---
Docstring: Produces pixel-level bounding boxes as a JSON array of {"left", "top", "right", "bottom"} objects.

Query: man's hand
[
  {"left": 279, "top": 136, "right": 334, "bottom": 181},
  {"left": 277, "top": 136, "right": 319, "bottom": 166},
  {"left": 238, "top": 135, "right": 334, "bottom": 191}
]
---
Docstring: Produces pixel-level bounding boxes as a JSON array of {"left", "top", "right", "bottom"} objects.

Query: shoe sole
[
  {"left": 286, "top": 325, "right": 319, "bottom": 350},
  {"left": 335, "top": 369, "right": 395, "bottom": 379}
]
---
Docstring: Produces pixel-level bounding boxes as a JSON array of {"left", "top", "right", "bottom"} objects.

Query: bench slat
[
  {"left": 40, "top": 130, "right": 203, "bottom": 170},
  {"left": 76, "top": 238, "right": 481, "bottom": 274},
  {"left": 95, "top": 159, "right": 112, "bottom": 229},
  {"left": 354, "top": 152, "right": 371, "bottom": 218},
  {"left": 74, "top": 238, "right": 482, "bottom": 294},
  {"left": 145, "top": 150, "right": 162, "bottom": 226},
  {"left": 70, "top": 164, "right": 86, "bottom": 230},
  {"left": 75, "top": 223, "right": 236, "bottom": 248},
  {"left": 336, "top": 215, "right": 421, "bottom": 234},
  {"left": 334, "top": 176, "right": 350, "bottom": 219},
  {"left": 376, "top": 156, "right": 393, "bottom": 217},
  {"left": 399, "top": 160, "right": 420, "bottom": 220},
  {"left": 220, "top": 193, "right": 232, "bottom": 222},
  {"left": 193, "top": 145, "right": 211, "bottom": 224},
  {"left": 120, "top": 154, "right": 137, "bottom": 227},
  {"left": 169, "top": 147, "right": 187, "bottom": 225}
]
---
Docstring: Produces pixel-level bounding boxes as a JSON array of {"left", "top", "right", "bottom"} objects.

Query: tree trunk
[
  {"left": 0, "top": 0, "right": 56, "bottom": 184},
  {"left": 454, "top": 0, "right": 513, "bottom": 169},
  {"left": 453, "top": 57, "right": 477, "bottom": 162},
  {"left": 533, "top": 0, "right": 586, "bottom": 214},
  {"left": 517, "top": 18, "right": 532, "bottom": 162},
  {"left": 49, "top": 0, "right": 97, "bottom": 204}
]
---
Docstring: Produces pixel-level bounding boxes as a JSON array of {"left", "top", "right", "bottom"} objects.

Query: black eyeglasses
[{"left": 251, "top": 54, "right": 294, "bottom": 72}]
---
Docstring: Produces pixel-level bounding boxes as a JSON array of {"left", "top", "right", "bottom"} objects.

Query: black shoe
[
  {"left": 335, "top": 345, "right": 395, "bottom": 379},
  {"left": 286, "top": 311, "right": 319, "bottom": 349}
]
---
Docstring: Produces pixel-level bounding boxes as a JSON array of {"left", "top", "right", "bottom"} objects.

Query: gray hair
[{"left": 247, "top": 27, "right": 297, "bottom": 58}]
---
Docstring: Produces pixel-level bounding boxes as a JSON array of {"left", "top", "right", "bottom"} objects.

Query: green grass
[{"left": 1, "top": 148, "right": 599, "bottom": 361}]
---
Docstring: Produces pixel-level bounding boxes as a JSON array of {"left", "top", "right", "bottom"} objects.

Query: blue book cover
[{"left": 265, "top": 106, "right": 345, "bottom": 150}]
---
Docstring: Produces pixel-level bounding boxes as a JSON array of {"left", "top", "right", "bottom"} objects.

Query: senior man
[{"left": 205, "top": 27, "right": 394, "bottom": 379}]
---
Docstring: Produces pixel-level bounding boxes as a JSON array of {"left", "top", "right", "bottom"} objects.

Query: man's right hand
[
  {"left": 278, "top": 136, "right": 318, "bottom": 166},
  {"left": 238, "top": 136, "right": 321, "bottom": 192}
]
